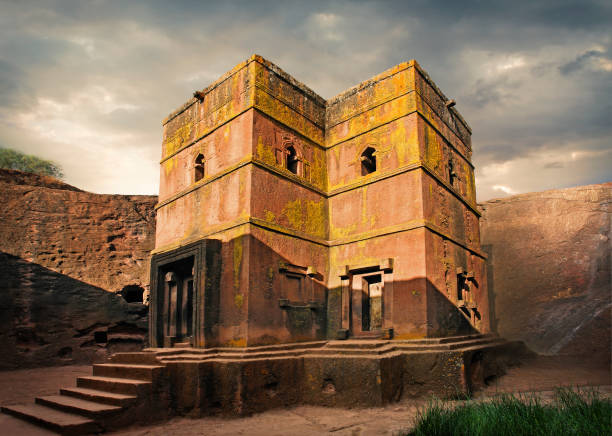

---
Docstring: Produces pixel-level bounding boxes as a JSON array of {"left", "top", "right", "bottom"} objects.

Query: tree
[{"left": 0, "top": 148, "right": 64, "bottom": 179}]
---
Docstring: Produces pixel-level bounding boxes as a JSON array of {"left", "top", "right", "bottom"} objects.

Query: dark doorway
[
  {"left": 160, "top": 256, "right": 194, "bottom": 347},
  {"left": 350, "top": 271, "right": 385, "bottom": 337},
  {"left": 361, "top": 274, "right": 383, "bottom": 331}
]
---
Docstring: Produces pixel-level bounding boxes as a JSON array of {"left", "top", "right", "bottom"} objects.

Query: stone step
[
  {"left": 35, "top": 395, "right": 122, "bottom": 419},
  {"left": 458, "top": 338, "right": 508, "bottom": 351},
  {"left": 309, "top": 347, "right": 390, "bottom": 356},
  {"left": 110, "top": 352, "right": 161, "bottom": 364},
  {"left": 60, "top": 387, "right": 137, "bottom": 407},
  {"left": 77, "top": 376, "right": 151, "bottom": 396},
  {"left": 151, "top": 348, "right": 216, "bottom": 358},
  {"left": 236, "top": 341, "right": 327, "bottom": 353},
  {"left": 325, "top": 340, "right": 388, "bottom": 349},
  {"left": 93, "top": 363, "right": 165, "bottom": 380},
  {"left": 158, "top": 349, "right": 307, "bottom": 362},
  {"left": 445, "top": 337, "right": 498, "bottom": 350},
  {"left": 157, "top": 337, "right": 502, "bottom": 361},
  {"left": 157, "top": 353, "right": 216, "bottom": 361},
  {"left": 172, "top": 342, "right": 191, "bottom": 348},
  {"left": 149, "top": 341, "right": 326, "bottom": 357},
  {"left": 437, "top": 334, "right": 492, "bottom": 344},
  {"left": 1, "top": 403, "right": 101, "bottom": 435},
  {"left": 403, "top": 334, "right": 488, "bottom": 344},
  {"left": 324, "top": 334, "right": 488, "bottom": 348}
]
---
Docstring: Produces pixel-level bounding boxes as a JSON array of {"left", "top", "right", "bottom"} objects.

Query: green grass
[{"left": 406, "top": 389, "right": 611, "bottom": 436}]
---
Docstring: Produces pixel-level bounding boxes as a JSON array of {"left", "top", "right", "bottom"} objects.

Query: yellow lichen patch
[
  {"left": 196, "top": 85, "right": 253, "bottom": 140},
  {"left": 304, "top": 199, "right": 327, "bottom": 238},
  {"left": 326, "top": 92, "right": 416, "bottom": 147},
  {"left": 253, "top": 63, "right": 325, "bottom": 127},
  {"left": 233, "top": 237, "right": 243, "bottom": 290},
  {"left": 239, "top": 169, "right": 247, "bottom": 197},
  {"left": 226, "top": 338, "right": 247, "bottom": 348},
  {"left": 424, "top": 124, "right": 443, "bottom": 172},
  {"left": 465, "top": 164, "right": 475, "bottom": 202},
  {"left": 310, "top": 148, "right": 328, "bottom": 190},
  {"left": 256, "top": 136, "right": 277, "bottom": 166},
  {"left": 254, "top": 89, "right": 324, "bottom": 145},
  {"left": 361, "top": 186, "right": 368, "bottom": 225},
  {"left": 283, "top": 199, "right": 303, "bottom": 231},
  {"left": 234, "top": 293, "right": 244, "bottom": 309},
  {"left": 329, "top": 222, "right": 357, "bottom": 240},
  {"left": 393, "top": 120, "right": 420, "bottom": 167},
  {"left": 164, "top": 122, "right": 192, "bottom": 157},
  {"left": 265, "top": 210, "right": 276, "bottom": 223},
  {"left": 163, "top": 156, "right": 177, "bottom": 177},
  {"left": 328, "top": 66, "right": 415, "bottom": 127}
]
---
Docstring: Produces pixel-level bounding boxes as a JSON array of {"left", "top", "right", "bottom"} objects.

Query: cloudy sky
[{"left": 1, "top": 0, "right": 610, "bottom": 201}]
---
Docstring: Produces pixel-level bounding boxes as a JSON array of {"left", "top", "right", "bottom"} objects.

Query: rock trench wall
[
  {"left": 480, "top": 183, "right": 611, "bottom": 363},
  {"left": 0, "top": 169, "right": 157, "bottom": 293},
  {"left": 1, "top": 169, "right": 609, "bottom": 367},
  {"left": 0, "top": 169, "right": 157, "bottom": 369}
]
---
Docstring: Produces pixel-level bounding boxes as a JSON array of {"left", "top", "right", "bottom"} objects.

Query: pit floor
[{"left": 0, "top": 356, "right": 609, "bottom": 435}]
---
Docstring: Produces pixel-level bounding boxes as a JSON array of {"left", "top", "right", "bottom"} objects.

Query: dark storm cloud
[
  {"left": 559, "top": 48, "right": 612, "bottom": 74},
  {"left": 0, "top": 0, "right": 610, "bottom": 198}
]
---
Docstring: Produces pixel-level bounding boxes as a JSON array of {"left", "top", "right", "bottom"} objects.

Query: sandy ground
[{"left": 0, "top": 356, "right": 609, "bottom": 436}]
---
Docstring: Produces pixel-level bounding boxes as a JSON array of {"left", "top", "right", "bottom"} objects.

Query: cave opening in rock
[{"left": 120, "top": 284, "right": 145, "bottom": 303}]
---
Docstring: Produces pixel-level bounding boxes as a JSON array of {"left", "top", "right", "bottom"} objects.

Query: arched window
[
  {"left": 286, "top": 146, "right": 299, "bottom": 175},
  {"left": 448, "top": 158, "right": 457, "bottom": 186},
  {"left": 360, "top": 147, "right": 377, "bottom": 176},
  {"left": 194, "top": 154, "right": 204, "bottom": 182}
]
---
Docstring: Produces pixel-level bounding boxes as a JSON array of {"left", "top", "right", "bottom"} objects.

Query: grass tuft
[{"left": 405, "top": 388, "right": 611, "bottom": 436}]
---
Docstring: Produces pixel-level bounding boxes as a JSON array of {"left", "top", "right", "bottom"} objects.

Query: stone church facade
[{"left": 150, "top": 55, "right": 489, "bottom": 349}]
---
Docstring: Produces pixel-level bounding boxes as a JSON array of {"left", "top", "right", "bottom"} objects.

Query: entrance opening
[
  {"left": 161, "top": 256, "right": 194, "bottom": 346},
  {"left": 361, "top": 274, "right": 383, "bottom": 331},
  {"left": 119, "top": 284, "right": 144, "bottom": 303}
]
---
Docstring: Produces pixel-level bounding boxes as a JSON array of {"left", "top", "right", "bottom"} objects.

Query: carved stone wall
[
  {"left": 480, "top": 183, "right": 611, "bottom": 363},
  {"left": 0, "top": 168, "right": 157, "bottom": 293},
  {"left": 0, "top": 169, "right": 157, "bottom": 368}
]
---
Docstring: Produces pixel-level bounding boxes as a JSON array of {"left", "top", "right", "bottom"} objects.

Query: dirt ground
[{"left": 0, "top": 356, "right": 610, "bottom": 436}]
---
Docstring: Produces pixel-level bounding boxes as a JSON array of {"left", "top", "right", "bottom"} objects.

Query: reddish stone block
[{"left": 150, "top": 54, "right": 490, "bottom": 348}]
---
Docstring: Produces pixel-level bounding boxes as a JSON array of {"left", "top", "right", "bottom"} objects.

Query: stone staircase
[
  {"left": 0, "top": 333, "right": 523, "bottom": 434},
  {"left": 1, "top": 353, "right": 167, "bottom": 435}
]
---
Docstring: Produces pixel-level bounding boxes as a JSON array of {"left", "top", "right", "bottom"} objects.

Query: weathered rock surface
[
  {"left": 0, "top": 169, "right": 83, "bottom": 192},
  {"left": 0, "top": 169, "right": 157, "bottom": 368},
  {"left": 0, "top": 252, "right": 148, "bottom": 369},
  {"left": 480, "top": 183, "right": 611, "bottom": 363},
  {"left": 0, "top": 168, "right": 157, "bottom": 293}
]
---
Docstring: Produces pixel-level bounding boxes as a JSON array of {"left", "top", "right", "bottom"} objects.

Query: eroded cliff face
[
  {"left": 480, "top": 183, "right": 611, "bottom": 363},
  {"left": 0, "top": 169, "right": 157, "bottom": 368},
  {"left": 0, "top": 169, "right": 157, "bottom": 293},
  {"left": 0, "top": 252, "right": 149, "bottom": 369}
]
